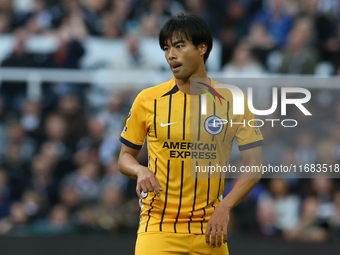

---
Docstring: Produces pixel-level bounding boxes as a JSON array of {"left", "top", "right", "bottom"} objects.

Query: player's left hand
[{"left": 205, "top": 204, "right": 230, "bottom": 248}]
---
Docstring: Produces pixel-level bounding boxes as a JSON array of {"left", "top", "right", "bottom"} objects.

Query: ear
[{"left": 198, "top": 43, "right": 208, "bottom": 57}]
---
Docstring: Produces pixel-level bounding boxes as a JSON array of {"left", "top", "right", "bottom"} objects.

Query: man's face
[{"left": 164, "top": 35, "right": 204, "bottom": 80}]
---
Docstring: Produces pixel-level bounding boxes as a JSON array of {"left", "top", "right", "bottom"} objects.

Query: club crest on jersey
[{"left": 204, "top": 115, "right": 224, "bottom": 135}]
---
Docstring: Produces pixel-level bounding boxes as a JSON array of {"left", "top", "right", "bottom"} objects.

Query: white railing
[{"left": 0, "top": 68, "right": 339, "bottom": 102}]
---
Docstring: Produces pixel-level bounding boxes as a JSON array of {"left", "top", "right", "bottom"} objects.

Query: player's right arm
[
  {"left": 118, "top": 90, "right": 162, "bottom": 199},
  {"left": 118, "top": 144, "right": 162, "bottom": 199}
]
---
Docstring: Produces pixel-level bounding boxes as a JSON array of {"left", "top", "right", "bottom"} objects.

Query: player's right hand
[{"left": 136, "top": 166, "right": 162, "bottom": 199}]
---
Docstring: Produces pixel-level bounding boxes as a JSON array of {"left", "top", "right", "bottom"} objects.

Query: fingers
[
  {"left": 210, "top": 226, "right": 217, "bottom": 248},
  {"left": 151, "top": 178, "right": 163, "bottom": 197},
  {"left": 205, "top": 225, "right": 211, "bottom": 245},
  {"left": 136, "top": 171, "right": 163, "bottom": 199},
  {"left": 144, "top": 182, "right": 154, "bottom": 193},
  {"left": 217, "top": 228, "right": 222, "bottom": 247},
  {"left": 136, "top": 183, "right": 141, "bottom": 199},
  {"left": 136, "top": 182, "right": 150, "bottom": 199},
  {"left": 206, "top": 224, "right": 227, "bottom": 248},
  {"left": 223, "top": 225, "right": 228, "bottom": 244}
]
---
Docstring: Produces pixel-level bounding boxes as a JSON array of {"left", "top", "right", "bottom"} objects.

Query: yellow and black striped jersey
[{"left": 120, "top": 77, "right": 264, "bottom": 234}]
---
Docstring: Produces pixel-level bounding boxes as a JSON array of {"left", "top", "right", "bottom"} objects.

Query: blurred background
[{"left": 0, "top": 0, "right": 340, "bottom": 254}]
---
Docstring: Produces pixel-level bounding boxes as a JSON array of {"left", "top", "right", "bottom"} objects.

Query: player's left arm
[{"left": 205, "top": 146, "right": 262, "bottom": 248}]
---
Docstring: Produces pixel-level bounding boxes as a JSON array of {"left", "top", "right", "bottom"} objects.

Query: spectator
[
  {"left": 222, "top": 43, "right": 265, "bottom": 77},
  {"left": 57, "top": 95, "right": 88, "bottom": 143},
  {"left": 98, "top": 92, "right": 125, "bottom": 140},
  {"left": 101, "top": 158, "right": 128, "bottom": 193},
  {"left": 331, "top": 191, "right": 340, "bottom": 230},
  {"left": 295, "top": 131, "right": 317, "bottom": 165},
  {"left": 285, "top": 197, "right": 328, "bottom": 242},
  {"left": 100, "top": 11, "right": 123, "bottom": 38},
  {"left": 76, "top": 117, "right": 117, "bottom": 165},
  {"left": 14, "top": 0, "right": 48, "bottom": 33},
  {"left": 139, "top": 13, "right": 160, "bottom": 37},
  {"left": 285, "top": 178, "right": 338, "bottom": 242},
  {"left": 185, "top": 0, "right": 210, "bottom": 27},
  {"left": 111, "top": 0, "right": 134, "bottom": 32},
  {"left": 330, "top": 124, "right": 340, "bottom": 161},
  {"left": 60, "top": 159, "right": 101, "bottom": 204},
  {"left": 1, "top": 143, "right": 28, "bottom": 200},
  {"left": 316, "top": 138, "right": 337, "bottom": 166},
  {"left": 47, "top": 13, "right": 87, "bottom": 98},
  {"left": 0, "top": 98, "right": 8, "bottom": 159},
  {"left": 0, "top": 0, "right": 11, "bottom": 13},
  {"left": 33, "top": 204, "right": 73, "bottom": 234},
  {"left": 278, "top": 25, "right": 319, "bottom": 74},
  {"left": 0, "top": 202, "right": 30, "bottom": 235},
  {"left": 97, "top": 185, "right": 124, "bottom": 232},
  {"left": 48, "top": 204, "right": 72, "bottom": 233},
  {"left": 59, "top": 186, "right": 80, "bottom": 221},
  {"left": 219, "top": 0, "right": 248, "bottom": 66},
  {"left": 43, "top": 114, "right": 74, "bottom": 179},
  {"left": 132, "top": 0, "right": 171, "bottom": 34},
  {"left": 26, "top": 154, "right": 59, "bottom": 206},
  {"left": 243, "top": 22, "right": 275, "bottom": 68},
  {"left": 112, "top": 33, "right": 156, "bottom": 70},
  {"left": 77, "top": 117, "right": 105, "bottom": 151},
  {"left": 253, "top": 0, "right": 294, "bottom": 47},
  {"left": 19, "top": 100, "right": 43, "bottom": 140},
  {"left": 6, "top": 121, "right": 37, "bottom": 163},
  {"left": 1, "top": 29, "right": 35, "bottom": 113},
  {"left": 257, "top": 179, "right": 301, "bottom": 237},
  {"left": 323, "top": 22, "right": 340, "bottom": 74},
  {"left": 52, "top": 18, "right": 86, "bottom": 70},
  {"left": 0, "top": 170, "right": 12, "bottom": 220},
  {"left": 21, "top": 189, "right": 46, "bottom": 221},
  {"left": 0, "top": 11, "right": 10, "bottom": 33}
]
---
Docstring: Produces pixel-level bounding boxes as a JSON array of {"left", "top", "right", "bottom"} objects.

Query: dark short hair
[{"left": 159, "top": 13, "right": 213, "bottom": 63}]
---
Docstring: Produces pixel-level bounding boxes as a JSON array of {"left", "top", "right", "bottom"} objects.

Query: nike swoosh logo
[{"left": 160, "top": 121, "right": 178, "bottom": 127}]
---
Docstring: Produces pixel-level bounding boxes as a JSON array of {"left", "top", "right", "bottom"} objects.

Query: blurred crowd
[
  {"left": 0, "top": 0, "right": 340, "bottom": 74},
  {"left": 226, "top": 93, "right": 340, "bottom": 243},
  {"left": 0, "top": 0, "right": 340, "bottom": 243},
  {"left": 0, "top": 91, "right": 143, "bottom": 235}
]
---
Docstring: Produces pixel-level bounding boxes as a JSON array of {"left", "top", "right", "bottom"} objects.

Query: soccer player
[{"left": 118, "top": 13, "right": 264, "bottom": 255}]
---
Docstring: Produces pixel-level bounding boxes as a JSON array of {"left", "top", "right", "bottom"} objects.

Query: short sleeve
[
  {"left": 235, "top": 94, "right": 265, "bottom": 151},
  {"left": 119, "top": 91, "right": 148, "bottom": 150}
]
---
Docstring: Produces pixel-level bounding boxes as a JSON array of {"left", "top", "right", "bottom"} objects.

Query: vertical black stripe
[
  {"left": 160, "top": 160, "right": 170, "bottom": 231},
  {"left": 222, "top": 101, "right": 230, "bottom": 142},
  {"left": 188, "top": 161, "right": 199, "bottom": 233},
  {"left": 198, "top": 95, "right": 201, "bottom": 141},
  {"left": 145, "top": 158, "right": 158, "bottom": 232},
  {"left": 167, "top": 95, "right": 172, "bottom": 139},
  {"left": 201, "top": 208, "right": 205, "bottom": 234},
  {"left": 154, "top": 158, "right": 158, "bottom": 176},
  {"left": 217, "top": 169, "right": 222, "bottom": 199},
  {"left": 201, "top": 161, "right": 211, "bottom": 234},
  {"left": 154, "top": 99, "right": 157, "bottom": 138},
  {"left": 212, "top": 98, "right": 216, "bottom": 142},
  {"left": 182, "top": 94, "right": 187, "bottom": 140},
  {"left": 174, "top": 161, "right": 184, "bottom": 233},
  {"left": 207, "top": 161, "right": 211, "bottom": 205}
]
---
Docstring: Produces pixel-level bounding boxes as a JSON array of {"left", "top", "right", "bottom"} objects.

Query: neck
[{"left": 176, "top": 65, "right": 208, "bottom": 95}]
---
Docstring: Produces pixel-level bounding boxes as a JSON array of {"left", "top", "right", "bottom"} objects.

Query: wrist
[
  {"left": 219, "top": 199, "right": 233, "bottom": 212},
  {"left": 135, "top": 165, "right": 146, "bottom": 178}
]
